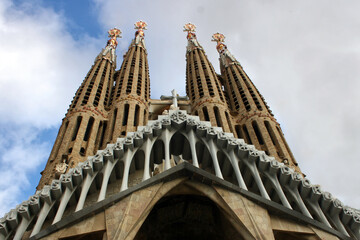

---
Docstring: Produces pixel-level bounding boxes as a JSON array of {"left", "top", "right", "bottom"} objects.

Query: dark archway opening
[{"left": 134, "top": 195, "right": 244, "bottom": 240}]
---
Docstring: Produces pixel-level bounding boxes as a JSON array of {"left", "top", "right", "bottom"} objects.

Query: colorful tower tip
[
  {"left": 183, "top": 23, "right": 196, "bottom": 33},
  {"left": 212, "top": 32, "right": 225, "bottom": 43},
  {"left": 212, "top": 33, "right": 227, "bottom": 54},
  {"left": 135, "top": 20, "right": 148, "bottom": 30},
  {"left": 107, "top": 28, "right": 122, "bottom": 48}
]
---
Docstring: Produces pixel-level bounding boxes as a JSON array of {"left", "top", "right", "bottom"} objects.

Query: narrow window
[
  {"left": 83, "top": 117, "right": 95, "bottom": 141},
  {"left": 265, "top": 121, "right": 276, "bottom": 145},
  {"left": 225, "top": 112, "right": 234, "bottom": 133},
  {"left": 235, "top": 125, "right": 243, "bottom": 139},
  {"left": 242, "top": 125, "right": 252, "bottom": 144},
  {"left": 252, "top": 121, "right": 264, "bottom": 145},
  {"left": 203, "top": 107, "right": 210, "bottom": 121},
  {"left": 72, "top": 116, "right": 82, "bottom": 141},
  {"left": 79, "top": 147, "right": 85, "bottom": 156},
  {"left": 99, "top": 121, "right": 107, "bottom": 150},
  {"left": 134, "top": 105, "right": 140, "bottom": 126},
  {"left": 94, "top": 121, "right": 103, "bottom": 152},
  {"left": 122, "top": 104, "right": 129, "bottom": 126},
  {"left": 110, "top": 108, "right": 117, "bottom": 141},
  {"left": 214, "top": 107, "right": 222, "bottom": 127},
  {"left": 143, "top": 109, "right": 147, "bottom": 124}
]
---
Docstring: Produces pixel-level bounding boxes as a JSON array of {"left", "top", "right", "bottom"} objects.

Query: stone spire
[
  {"left": 37, "top": 28, "right": 122, "bottom": 189},
  {"left": 184, "top": 23, "right": 232, "bottom": 133},
  {"left": 104, "top": 21, "right": 150, "bottom": 145},
  {"left": 213, "top": 33, "right": 300, "bottom": 172}
]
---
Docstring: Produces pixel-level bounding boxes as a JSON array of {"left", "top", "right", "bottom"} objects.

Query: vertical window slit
[
  {"left": 252, "top": 121, "right": 264, "bottom": 145},
  {"left": 110, "top": 108, "right": 118, "bottom": 141},
  {"left": 235, "top": 125, "right": 243, "bottom": 139},
  {"left": 83, "top": 117, "right": 95, "bottom": 141},
  {"left": 214, "top": 107, "right": 222, "bottom": 127},
  {"left": 122, "top": 104, "right": 129, "bottom": 126},
  {"left": 134, "top": 105, "right": 140, "bottom": 126},
  {"left": 99, "top": 121, "right": 107, "bottom": 150},
  {"left": 203, "top": 107, "right": 210, "bottom": 121},
  {"left": 242, "top": 125, "right": 252, "bottom": 144},
  {"left": 72, "top": 116, "right": 82, "bottom": 141},
  {"left": 225, "top": 112, "right": 234, "bottom": 133}
]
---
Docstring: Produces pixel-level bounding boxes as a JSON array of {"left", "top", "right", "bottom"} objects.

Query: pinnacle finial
[
  {"left": 212, "top": 32, "right": 227, "bottom": 54},
  {"left": 135, "top": 20, "right": 148, "bottom": 31},
  {"left": 107, "top": 28, "right": 122, "bottom": 49},
  {"left": 134, "top": 21, "right": 147, "bottom": 46},
  {"left": 183, "top": 23, "right": 197, "bottom": 40},
  {"left": 183, "top": 23, "right": 196, "bottom": 33}
]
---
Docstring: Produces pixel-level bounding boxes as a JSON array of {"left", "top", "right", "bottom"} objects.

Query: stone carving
[{"left": 55, "top": 160, "right": 68, "bottom": 175}]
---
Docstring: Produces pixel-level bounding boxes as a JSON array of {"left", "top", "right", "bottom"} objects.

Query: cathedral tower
[
  {"left": 37, "top": 28, "right": 122, "bottom": 189},
  {"left": 184, "top": 23, "right": 233, "bottom": 133},
  {"left": 104, "top": 21, "right": 150, "bottom": 145},
  {"left": 212, "top": 33, "right": 300, "bottom": 172}
]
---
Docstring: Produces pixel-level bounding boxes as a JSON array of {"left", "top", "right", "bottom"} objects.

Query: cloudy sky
[{"left": 0, "top": 0, "right": 359, "bottom": 215}]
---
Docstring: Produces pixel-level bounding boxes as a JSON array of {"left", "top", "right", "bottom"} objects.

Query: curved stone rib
[
  {"left": 75, "top": 160, "right": 98, "bottom": 212},
  {"left": 30, "top": 186, "right": 55, "bottom": 237},
  {"left": 14, "top": 201, "right": 35, "bottom": 240},
  {"left": 301, "top": 184, "right": 331, "bottom": 228},
  {"left": 141, "top": 138, "right": 153, "bottom": 181},
  {"left": 320, "top": 194, "right": 349, "bottom": 236},
  {"left": 280, "top": 170, "right": 313, "bottom": 219},
  {"left": 223, "top": 149, "right": 247, "bottom": 190},
  {"left": 97, "top": 146, "right": 118, "bottom": 202},
  {"left": 120, "top": 148, "right": 136, "bottom": 191},
  {"left": 204, "top": 138, "right": 223, "bottom": 179},
  {"left": 186, "top": 129, "right": 199, "bottom": 167},
  {"left": 238, "top": 146, "right": 270, "bottom": 200},
  {"left": 52, "top": 173, "right": 77, "bottom": 224}
]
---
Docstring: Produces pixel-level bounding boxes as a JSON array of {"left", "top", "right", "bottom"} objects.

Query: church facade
[{"left": 0, "top": 22, "right": 359, "bottom": 240}]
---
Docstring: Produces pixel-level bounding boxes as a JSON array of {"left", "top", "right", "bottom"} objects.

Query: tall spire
[
  {"left": 213, "top": 33, "right": 300, "bottom": 172},
  {"left": 37, "top": 28, "right": 122, "bottom": 189},
  {"left": 104, "top": 21, "right": 150, "bottom": 145},
  {"left": 184, "top": 23, "right": 232, "bottom": 133}
]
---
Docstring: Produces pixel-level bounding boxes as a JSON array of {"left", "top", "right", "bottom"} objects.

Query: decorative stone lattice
[{"left": 1, "top": 110, "right": 359, "bottom": 240}]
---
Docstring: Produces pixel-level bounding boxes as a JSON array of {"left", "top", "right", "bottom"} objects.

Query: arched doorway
[{"left": 134, "top": 195, "right": 245, "bottom": 240}]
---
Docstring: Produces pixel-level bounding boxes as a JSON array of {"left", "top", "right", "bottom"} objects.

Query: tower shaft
[
  {"left": 104, "top": 21, "right": 150, "bottom": 145},
  {"left": 212, "top": 33, "right": 299, "bottom": 171},
  {"left": 37, "top": 29, "right": 121, "bottom": 189},
  {"left": 184, "top": 24, "right": 232, "bottom": 133}
]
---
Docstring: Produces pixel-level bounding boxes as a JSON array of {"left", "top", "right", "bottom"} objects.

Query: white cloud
[
  {"left": 0, "top": 0, "right": 104, "bottom": 215},
  {"left": 95, "top": 0, "right": 360, "bottom": 208},
  {"left": 0, "top": 0, "right": 102, "bottom": 128},
  {"left": 0, "top": 126, "right": 50, "bottom": 215}
]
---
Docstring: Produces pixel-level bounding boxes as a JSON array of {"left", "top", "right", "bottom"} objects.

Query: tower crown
[
  {"left": 212, "top": 32, "right": 239, "bottom": 67},
  {"left": 183, "top": 23, "right": 202, "bottom": 52},
  {"left": 133, "top": 20, "right": 147, "bottom": 48},
  {"left": 99, "top": 27, "right": 122, "bottom": 63}
]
